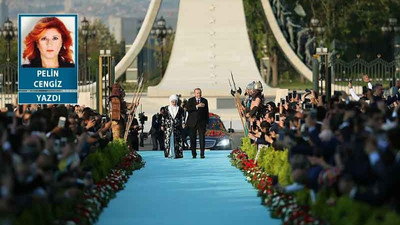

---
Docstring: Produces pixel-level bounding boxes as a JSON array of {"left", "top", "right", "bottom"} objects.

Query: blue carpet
[{"left": 97, "top": 151, "right": 281, "bottom": 225}]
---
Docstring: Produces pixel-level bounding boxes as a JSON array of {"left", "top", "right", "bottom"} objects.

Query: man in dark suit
[
  {"left": 186, "top": 88, "right": 209, "bottom": 158},
  {"left": 150, "top": 107, "right": 165, "bottom": 151}
]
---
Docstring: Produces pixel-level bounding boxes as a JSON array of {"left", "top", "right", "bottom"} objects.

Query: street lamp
[
  {"left": 310, "top": 18, "right": 326, "bottom": 96},
  {"left": 0, "top": 18, "right": 17, "bottom": 62},
  {"left": 81, "top": 17, "right": 96, "bottom": 85},
  {"left": 81, "top": 17, "right": 96, "bottom": 64},
  {"left": 381, "top": 17, "right": 400, "bottom": 86},
  {"left": 151, "top": 16, "right": 173, "bottom": 77}
]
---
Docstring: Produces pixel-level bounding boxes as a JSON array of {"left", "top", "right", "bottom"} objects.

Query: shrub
[
  {"left": 83, "top": 139, "right": 129, "bottom": 182},
  {"left": 241, "top": 137, "right": 292, "bottom": 186}
]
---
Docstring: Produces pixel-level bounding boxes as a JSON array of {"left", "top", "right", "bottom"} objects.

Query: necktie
[{"left": 197, "top": 99, "right": 200, "bottom": 104}]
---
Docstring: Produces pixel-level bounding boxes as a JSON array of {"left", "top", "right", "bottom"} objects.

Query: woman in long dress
[{"left": 161, "top": 95, "right": 186, "bottom": 158}]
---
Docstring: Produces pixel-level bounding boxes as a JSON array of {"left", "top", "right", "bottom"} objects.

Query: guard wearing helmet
[
  {"left": 243, "top": 81, "right": 255, "bottom": 116},
  {"left": 247, "top": 81, "right": 264, "bottom": 119}
]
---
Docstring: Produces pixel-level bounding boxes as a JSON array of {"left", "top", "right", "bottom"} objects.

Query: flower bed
[
  {"left": 230, "top": 148, "right": 321, "bottom": 225},
  {"left": 14, "top": 139, "right": 145, "bottom": 225},
  {"left": 233, "top": 137, "right": 400, "bottom": 225},
  {"left": 70, "top": 149, "right": 144, "bottom": 224}
]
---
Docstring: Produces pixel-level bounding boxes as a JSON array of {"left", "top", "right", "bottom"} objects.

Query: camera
[
  {"left": 333, "top": 91, "right": 342, "bottom": 97},
  {"left": 5, "top": 104, "right": 13, "bottom": 112},
  {"left": 138, "top": 112, "right": 148, "bottom": 124},
  {"left": 176, "top": 94, "right": 182, "bottom": 106},
  {"left": 102, "top": 117, "right": 107, "bottom": 124},
  {"left": 138, "top": 112, "right": 148, "bottom": 148},
  {"left": 58, "top": 116, "right": 66, "bottom": 128},
  {"left": 302, "top": 102, "right": 313, "bottom": 110},
  {"left": 274, "top": 113, "right": 280, "bottom": 122}
]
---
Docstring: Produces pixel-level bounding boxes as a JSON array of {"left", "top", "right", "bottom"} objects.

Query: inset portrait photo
[{"left": 20, "top": 15, "right": 76, "bottom": 68}]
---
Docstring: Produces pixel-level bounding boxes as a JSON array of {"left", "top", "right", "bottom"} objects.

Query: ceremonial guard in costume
[
  {"left": 249, "top": 81, "right": 264, "bottom": 119},
  {"left": 109, "top": 83, "right": 128, "bottom": 140}
]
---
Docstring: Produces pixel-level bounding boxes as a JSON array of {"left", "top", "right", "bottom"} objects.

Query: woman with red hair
[{"left": 22, "top": 17, "right": 74, "bottom": 68}]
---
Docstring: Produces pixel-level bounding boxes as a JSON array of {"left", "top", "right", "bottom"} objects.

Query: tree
[
  {"left": 243, "top": 0, "right": 283, "bottom": 87},
  {"left": 287, "top": 0, "right": 400, "bottom": 60},
  {"left": 78, "top": 19, "right": 123, "bottom": 70}
]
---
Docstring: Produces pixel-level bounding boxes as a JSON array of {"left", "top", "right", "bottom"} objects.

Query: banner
[{"left": 18, "top": 14, "right": 78, "bottom": 104}]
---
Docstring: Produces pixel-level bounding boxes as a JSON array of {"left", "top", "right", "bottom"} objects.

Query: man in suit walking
[{"left": 186, "top": 88, "right": 209, "bottom": 158}]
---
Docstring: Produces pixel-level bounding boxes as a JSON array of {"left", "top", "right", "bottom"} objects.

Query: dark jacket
[
  {"left": 151, "top": 113, "right": 163, "bottom": 135},
  {"left": 22, "top": 56, "right": 75, "bottom": 68},
  {"left": 186, "top": 97, "right": 209, "bottom": 127}
]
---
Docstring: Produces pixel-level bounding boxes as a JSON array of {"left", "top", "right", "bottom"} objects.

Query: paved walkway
[{"left": 97, "top": 151, "right": 280, "bottom": 225}]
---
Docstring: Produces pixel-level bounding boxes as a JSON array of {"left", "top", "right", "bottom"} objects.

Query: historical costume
[{"left": 162, "top": 95, "right": 186, "bottom": 158}]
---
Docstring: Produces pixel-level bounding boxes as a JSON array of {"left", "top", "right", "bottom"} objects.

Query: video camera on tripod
[
  {"left": 138, "top": 112, "right": 148, "bottom": 124},
  {"left": 138, "top": 111, "right": 148, "bottom": 147}
]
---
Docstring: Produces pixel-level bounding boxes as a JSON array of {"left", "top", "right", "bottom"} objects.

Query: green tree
[
  {"left": 78, "top": 19, "right": 123, "bottom": 71},
  {"left": 244, "top": 0, "right": 296, "bottom": 87},
  {"left": 286, "top": 0, "right": 400, "bottom": 60}
]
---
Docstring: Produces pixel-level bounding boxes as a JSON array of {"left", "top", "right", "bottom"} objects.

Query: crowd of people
[
  {"left": 243, "top": 75, "right": 400, "bottom": 212},
  {"left": 0, "top": 103, "right": 128, "bottom": 220}
]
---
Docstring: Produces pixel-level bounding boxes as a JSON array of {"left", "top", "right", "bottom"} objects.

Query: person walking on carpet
[
  {"left": 161, "top": 95, "right": 186, "bottom": 158},
  {"left": 186, "top": 88, "right": 209, "bottom": 158}
]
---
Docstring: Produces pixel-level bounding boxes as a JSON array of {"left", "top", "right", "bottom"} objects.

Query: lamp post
[
  {"left": 0, "top": 18, "right": 17, "bottom": 62},
  {"left": 0, "top": 18, "right": 17, "bottom": 96},
  {"left": 81, "top": 17, "right": 96, "bottom": 83},
  {"left": 151, "top": 17, "right": 173, "bottom": 77},
  {"left": 310, "top": 18, "right": 326, "bottom": 96},
  {"left": 381, "top": 18, "right": 400, "bottom": 86}
]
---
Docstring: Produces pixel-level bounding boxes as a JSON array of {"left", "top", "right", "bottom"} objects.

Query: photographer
[
  {"left": 151, "top": 107, "right": 165, "bottom": 151},
  {"left": 127, "top": 115, "right": 142, "bottom": 151}
]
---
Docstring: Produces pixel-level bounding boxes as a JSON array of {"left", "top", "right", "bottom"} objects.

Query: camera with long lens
[
  {"left": 176, "top": 94, "right": 182, "bottom": 106},
  {"left": 138, "top": 112, "right": 148, "bottom": 124}
]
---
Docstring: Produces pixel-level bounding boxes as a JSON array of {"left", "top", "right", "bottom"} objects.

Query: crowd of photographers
[
  {"left": 245, "top": 75, "right": 400, "bottom": 212},
  {"left": 0, "top": 104, "right": 120, "bottom": 219}
]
